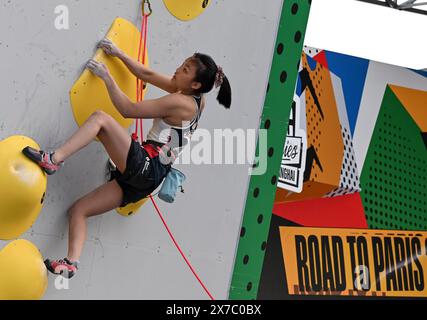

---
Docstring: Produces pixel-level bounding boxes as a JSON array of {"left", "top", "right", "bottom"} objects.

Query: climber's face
[{"left": 172, "top": 57, "right": 202, "bottom": 93}]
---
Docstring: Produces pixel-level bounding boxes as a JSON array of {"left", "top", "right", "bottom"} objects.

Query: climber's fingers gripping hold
[
  {"left": 98, "top": 38, "right": 122, "bottom": 57},
  {"left": 86, "top": 59, "right": 110, "bottom": 80}
]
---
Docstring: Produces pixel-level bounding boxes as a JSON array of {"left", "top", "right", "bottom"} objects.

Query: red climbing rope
[
  {"left": 139, "top": 13, "right": 148, "bottom": 142},
  {"left": 149, "top": 197, "right": 215, "bottom": 300},
  {"left": 134, "top": 7, "right": 215, "bottom": 301},
  {"left": 133, "top": 13, "right": 148, "bottom": 143}
]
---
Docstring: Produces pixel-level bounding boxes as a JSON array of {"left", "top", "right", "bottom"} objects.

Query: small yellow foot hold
[{"left": 163, "top": 0, "right": 211, "bottom": 21}]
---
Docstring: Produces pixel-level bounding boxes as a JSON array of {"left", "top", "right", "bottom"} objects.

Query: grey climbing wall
[{"left": 0, "top": 0, "right": 283, "bottom": 299}]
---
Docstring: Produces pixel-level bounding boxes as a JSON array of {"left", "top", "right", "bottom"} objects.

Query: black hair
[{"left": 192, "top": 53, "right": 232, "bottom": 109}]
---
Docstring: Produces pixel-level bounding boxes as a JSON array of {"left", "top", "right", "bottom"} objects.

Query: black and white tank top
[{"left": 146, "top": 95, "right": 203, "bottom": 161}]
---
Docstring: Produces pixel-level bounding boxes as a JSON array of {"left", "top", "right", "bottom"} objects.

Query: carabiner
[{"left": 142, "top": 0, "right": 153, "bottom": 16}]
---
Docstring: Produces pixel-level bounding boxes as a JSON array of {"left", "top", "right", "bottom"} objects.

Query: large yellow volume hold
[
  {"left": 70, "top": 17, "right": 149, "bottom": 131},
  {"left": 163, "top": 0, "right": 211, "bottom": 21},
  {"left": 0, "top": 136, "right": 47, "bottom": 240},
  {"left": 0, "top": 240, "right": 48, "bottom": 300}
]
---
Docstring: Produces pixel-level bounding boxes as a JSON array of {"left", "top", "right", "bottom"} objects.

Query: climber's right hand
[{"left": 98, "top": 38, "right": 122, "bottom": 57}]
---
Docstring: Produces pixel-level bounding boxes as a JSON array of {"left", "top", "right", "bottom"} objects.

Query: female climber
[{"left": 22, "top": 38, "right": 232, "bottom": 279}]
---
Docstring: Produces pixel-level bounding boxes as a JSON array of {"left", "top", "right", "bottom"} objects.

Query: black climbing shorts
[{"left": 114, "top": 139, "right": 171, "bottom": 207}]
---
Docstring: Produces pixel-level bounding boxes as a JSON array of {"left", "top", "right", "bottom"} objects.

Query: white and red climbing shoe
[
  {"left": 44, "top": 258, "right": 79, "bottom": 279},
  {"left": 22, "top": 146, "right": 64, "bottom": 175}
]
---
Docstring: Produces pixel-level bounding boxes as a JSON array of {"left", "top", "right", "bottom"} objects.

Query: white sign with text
[{"left": 277, "top": 93, "right": 307, "bottom": 193}]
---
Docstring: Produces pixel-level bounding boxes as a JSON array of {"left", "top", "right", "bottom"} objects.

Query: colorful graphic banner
[{"left": 280, "top": 227, "right": 427, "bottom": 297}]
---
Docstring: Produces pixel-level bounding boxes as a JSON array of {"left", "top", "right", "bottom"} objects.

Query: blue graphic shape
[{"left": 324, "top": 51, "right": 369, "bottom": 135}]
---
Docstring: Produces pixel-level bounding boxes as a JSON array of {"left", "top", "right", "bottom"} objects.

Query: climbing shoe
[
  {"left": 22, "top": 146, "right": 63, "bottom": 175},
  {"left": 44, "top": 258, "right": 79, "bottom": 279}
]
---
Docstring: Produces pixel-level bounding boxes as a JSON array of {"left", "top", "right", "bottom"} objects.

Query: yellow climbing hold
[
  {"left": 0, "top": 239, "right": 48, "bottom": 300},
  {"left": 163, "top": 0, "right": 211, "bottom": 21},
  {"left": 117, "top": 197, "right": 149, "bottom": 217},
  {"left": 70, "top": 17, "right": 149, "bottom": 131},
  {"left": 0, "top": 136, "right": 47, "bottom": 240}
]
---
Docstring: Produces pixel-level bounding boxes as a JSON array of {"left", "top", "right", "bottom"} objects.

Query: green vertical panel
[
  {"left": 360, "top": 86, "right": 427, "bottom": 231},
  {"left": 228, "top": 0, "right": 311, "bottom": 300}
]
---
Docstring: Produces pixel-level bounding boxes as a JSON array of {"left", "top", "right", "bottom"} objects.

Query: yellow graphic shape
[
  {"left": 70, "top": 17, "right": 149, "bottom": 131},
  {"left": 163, "top": 0, "right": 211, "bottom": 21},
  {"left": 0, "top": 240, "right": 48, "bottom": 300},
  {"left": 389, "top": 84, "right": 427, "bottom": 131},
  {"left": 276, "top": 53, "right": 344, "bottom": 203},
  {"left": 0, "top": 136, "right": 47, "bottom": 240}
]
